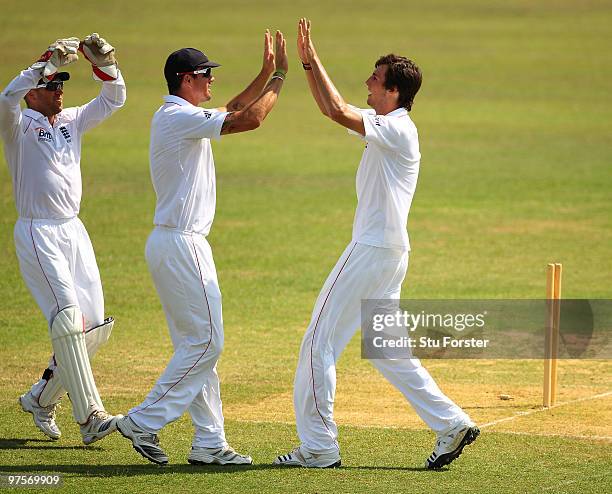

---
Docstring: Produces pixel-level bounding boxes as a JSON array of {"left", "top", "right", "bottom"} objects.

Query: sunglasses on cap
[
  {"left": 35, "top": 80, "right": 65, "bottom": 91},
  {"left": 177, "top": 67, "right": 212, "bottom": 78}
]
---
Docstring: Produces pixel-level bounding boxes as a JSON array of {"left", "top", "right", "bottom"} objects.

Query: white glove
[
  {"left": 79, "top": 33, "right": 118, "bottom": 81},
  {"left": 31, "top": 38, "right": 80, "bottom": 79}
]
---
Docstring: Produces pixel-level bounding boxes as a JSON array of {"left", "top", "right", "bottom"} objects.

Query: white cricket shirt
[
  {"left": 0, "top": 68, "right": 126, "bottom": 219},
  {"left": 349, "top": 107, "right": 421, "bottom": 250},
  {"left": 149, "top": 95, "right": 227, "bottom": 235}
]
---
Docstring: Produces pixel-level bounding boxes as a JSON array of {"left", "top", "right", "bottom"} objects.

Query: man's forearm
[
  {"left": 221, "top": 77, "right": 284, "bottom": 134},
  {"left": 0, "top": 68, "right": 41, "bottom": 139},
  {"left": 1, "top": 68, "right": 41, "bottom": 105},
  {"left": 309, "top": 54, "right": 348, "bottom": 117},
  {"left": 303, "top": 67, "right": 329, "bottom": 116},
  {"left": 75, "top": 70, "right": 126, "bottom": 133},
  {"left": 225, "top": 68, "right": 274, "bottom": 111}
]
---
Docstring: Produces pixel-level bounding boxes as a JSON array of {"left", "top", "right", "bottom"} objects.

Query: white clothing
[
  {"left": 149, "top": 95, "right": 227, "bottom": 235},
  {"left": 294, "top": 107, "right": 469, "bottom": 454},
  {"left": 294, "top": 242, "right": 469, "bottom": 453},
  {"left": 0, "top": 66, "right": 126, "bottom": 410},
  {"left": 0, "top": 68, "right": 126, "bottom": 219},
  {"left": 131, "top": 95, "right": 229, "bottom": 447},
  {"left": 129, "top": 228, "right": 227, "bottom": 448},
  {"left": 13, "top": 217, "right": 104, "bottom": 327},
  {"left": 349, "top": 107, "right": 420, "bottom": 250}
]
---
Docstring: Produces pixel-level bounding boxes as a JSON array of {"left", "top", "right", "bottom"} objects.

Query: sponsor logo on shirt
[
  {"left": 59, "top": 126, "right": 72, "bottom": 143},
  {"left": 203, "top": 111, "right": 212, "bottom": 120},
  {"left": 374, "top": 116, "right": 382, "bottom": 127},
  {"left": 35, "top": 127, "right": 53, "bottom": 143}
]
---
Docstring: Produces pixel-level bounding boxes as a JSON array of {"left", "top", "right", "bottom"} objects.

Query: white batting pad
[
  {"left": 39, "top": 317, "right": 115, "bottom": 407},
  {"left": 49, "top": 306, "right": 103, "bottom": 423},
  {"left": 85, "top": 317, "right": 114, "bottom": 357}
]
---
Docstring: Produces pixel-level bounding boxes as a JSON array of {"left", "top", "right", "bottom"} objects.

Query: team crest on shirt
[
  {"left": 59, "top": 126, "right": 72, "bottom": 143},
  {"left": 34, "top": 127, "right": 53, "bottom": 142}
]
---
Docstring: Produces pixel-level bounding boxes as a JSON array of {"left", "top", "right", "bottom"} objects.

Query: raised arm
[
  {"left": 297, "top": 19, "right": 328, "bottom": 116},
  {"left": 298, "top": 18, "right": 364, "bottom": 135},
  {"left": 220, "top": 30, "right": 288, "bottom": 135},
  {"left": 0, "top": 69, "right": 38, "bottom": 142},
  {"left": 1, "top": 38, "right": 79, "bottom": 142},
  {"left": 73, "top": 33, "right": 126, "bottom": 133},
  {"left": 219, "top": 31, "right": 276, "bottom": 112}
]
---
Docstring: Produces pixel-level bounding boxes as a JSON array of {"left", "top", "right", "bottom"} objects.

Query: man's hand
[
  {"left": 301, "top": 19, "right": 316, "bottom": 63},
  {"left": 297, "top": 18, "right": 311, "bottom": 64},
  {"left": 262, "top": 30, "right": 275, "bottom": 76},
  {"left": 31, "top": 38, "right": 80, "bottom": 79},
  {"left": 79, "top": 33, "right": 118, "bottom": 81},
  {"left": 274, "top": 30, "right": 288, "bottom": 73}
]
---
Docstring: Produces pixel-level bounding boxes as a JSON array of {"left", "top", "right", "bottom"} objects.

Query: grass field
[{"left": 1, "top": 1, "right": 611, "bottom": 493}]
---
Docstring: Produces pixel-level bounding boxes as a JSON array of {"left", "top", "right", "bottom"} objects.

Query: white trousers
[
  {"left": 129, "top": 227, "right": 227, "bottom": 448},
  {"left": 14, "top": 217, "right": 105, "bottom": 406},
  {"left": 294, "top": 242, "right": 470, "bottom": 454}
]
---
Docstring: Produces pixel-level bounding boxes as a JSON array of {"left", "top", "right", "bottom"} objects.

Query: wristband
[
  {"left": 272, "top": 70, "right": 286, "bottom": 81},
  {"left": 302, "top": 62, "right": 312, "bottom": 70}
]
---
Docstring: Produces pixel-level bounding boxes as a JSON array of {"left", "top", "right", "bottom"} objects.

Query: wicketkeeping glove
[
  {"left": 79, "top": 33, "right": 118, "bottom": 81},
  {"left": 30, "top": 38, "right": 80, "bottom": 80}
]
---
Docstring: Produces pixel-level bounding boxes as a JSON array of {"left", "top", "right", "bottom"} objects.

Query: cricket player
[
  {"left": 274, "top": 19, "right": 479, "bottom": 469},
  {"left": 116, "top": 30, "right": 288, "bottom": 466},
  {"left": 0, "top": 34, "right": 126, "bottom": 444}
]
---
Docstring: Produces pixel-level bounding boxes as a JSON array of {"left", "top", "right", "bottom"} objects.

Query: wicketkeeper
[{"left": 0, "top": 33, "right": 126, "bottom": 444}]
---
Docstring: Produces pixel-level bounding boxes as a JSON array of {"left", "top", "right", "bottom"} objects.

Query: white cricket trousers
[
  {"left": 129, "top": 227, "right": 227, "bottom": 448},
  {"left": 294, "top": 242, "right": 470, "bottom": 454},
  {"left": 14, "top": 217, "right": 105, "bottom": 402}
]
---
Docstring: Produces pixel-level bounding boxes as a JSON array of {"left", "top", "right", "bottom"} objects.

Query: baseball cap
[
  {"left": 164, "top": 48, "right": 220, "bottom": 84},
  {"left": 35, "top": 71, "right": 70, "bottom": 89}
]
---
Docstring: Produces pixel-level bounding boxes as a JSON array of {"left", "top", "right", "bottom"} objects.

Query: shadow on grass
[
  {"left": 0, "top": 438, "right": 101, "bottom": 451},
  {"left": 0, "top": 463, "right": 439, "bottom": 476}
]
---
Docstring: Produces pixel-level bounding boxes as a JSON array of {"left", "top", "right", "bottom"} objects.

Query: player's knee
[
  {"left": 49, "top": 305, "right": 83, "bottom": 340},
  {"left": 208, "top": 333, "right": 224, "bottom": 357}
]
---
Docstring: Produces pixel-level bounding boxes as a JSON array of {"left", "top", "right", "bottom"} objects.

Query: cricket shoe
[
  {"left": 116, "top": 416, "right": 168, "bottom": 465},
  {"left": 188, "top": 446, "right": 253, "bottom": 466},
  {"left": 425, "top": 420, "right": 480, "bottom": 469},
  {"left": 274, "top": 446, "right": 341, "bottom": 468},
  {"left": 19, "top": 392, "right": 61, "bottom": 440},
  {"left": 80, "top": 409, "right": 122, "bottom": 445}
]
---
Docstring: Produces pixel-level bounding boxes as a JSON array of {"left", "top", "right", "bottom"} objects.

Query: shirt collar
[
  {"left": 23, "top": 108, "right": 48, "bottom": 121},
  {"left": 163, "top": 95, "right": 192, "bottom": 106},
  {"left": 386, "top": 107, "right": 408, "bottom": 117}
]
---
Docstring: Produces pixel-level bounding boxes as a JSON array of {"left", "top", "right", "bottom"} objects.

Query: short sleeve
[
  {"left": 170, "top": 107, "right": 228, "bottom": 141},
  {"left": 346, "top": 105, "right": 372, "bottom": 139},
  {"left": 361, "top": 113, "right": 404, "bottom": 151}
]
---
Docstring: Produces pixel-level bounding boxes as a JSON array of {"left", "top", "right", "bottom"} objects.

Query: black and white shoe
[
  {"left": 80, "top": 410, "right": 121, "bottom": 445},
  {"left": 425, "top": 420, "right": 480, "bottom": 469},
  {"left": 116, "top": 416, "right": 168, "bottom": 465},
  {"left": 188, "top": 446, "right": 253, "bottom": 465},
  {"left": 274, "top": 446, "right": 341, "bottom": 468}
]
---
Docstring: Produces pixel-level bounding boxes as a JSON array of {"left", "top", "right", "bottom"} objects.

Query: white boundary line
[
  {"left": 479, "top": 390, "right": 612, "bottom": 428},
  {"left": 492, "top": 430, "right": 612, "bottom": 442},
  {"left": 233, "top": 390, "right": 612, "bottom": 442}
]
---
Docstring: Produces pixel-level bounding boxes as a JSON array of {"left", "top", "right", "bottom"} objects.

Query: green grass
[{"left": 1, "top": 1, "right": 611, "bottom": 493}]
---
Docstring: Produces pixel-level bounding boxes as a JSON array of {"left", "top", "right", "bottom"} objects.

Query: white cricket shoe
[
  {"left": 19, "top": 392, "right": 61, "bottom": 440},
  {"left": 188, "top": 445, "right": 253, "bottom": 466},
  {"left": 274, "top": 446, "right": 341, "bottom": 468},
  {"left": 80, "top": 409, "right": 121, "bottom": 445},
  {"left": 116, "top": 416, "right": 168, "bottom": 465},
  {"left": 425, "top": 420, "right": 480, "bottom": 469}
]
